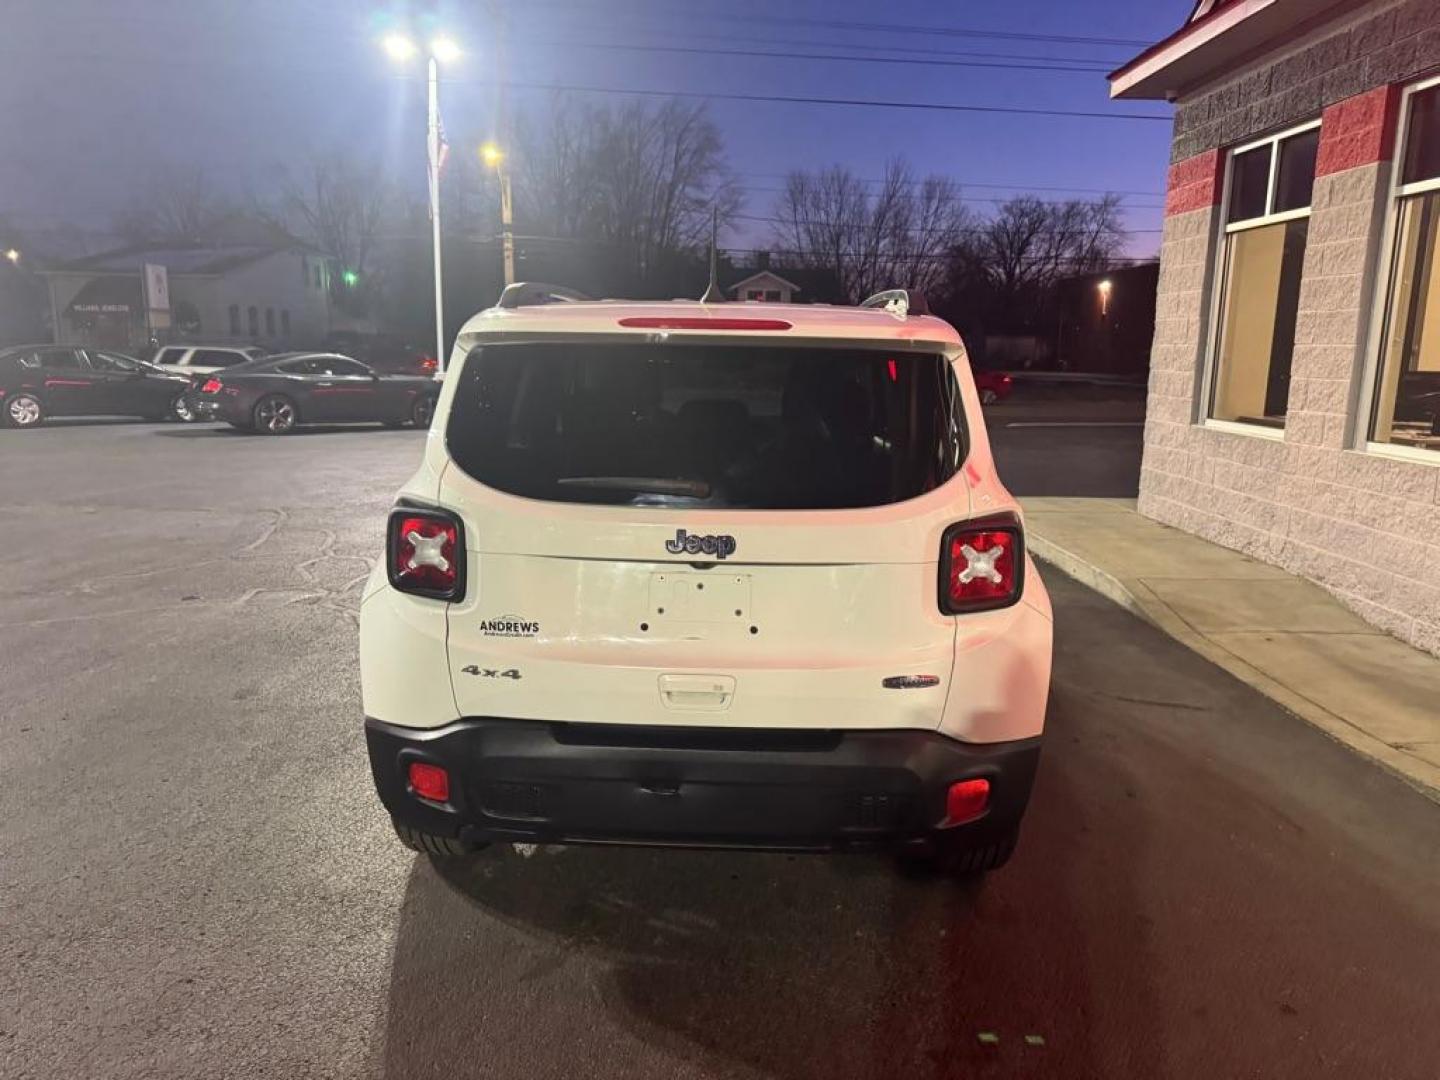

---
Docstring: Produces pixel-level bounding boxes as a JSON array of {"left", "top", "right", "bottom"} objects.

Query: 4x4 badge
[{"left": 665, "top": 528, "right": 736, "bottom": 560}]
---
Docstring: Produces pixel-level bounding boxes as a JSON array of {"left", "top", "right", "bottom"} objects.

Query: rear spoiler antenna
[
  {"left": 699, "top": 208, "right": 726, "bottom": 304},
  {"left": 496, "top": 282, "right": 593, "bottom": 310},
  {"left": 860, "top": 289, "right": 930, "bottom": 317}
]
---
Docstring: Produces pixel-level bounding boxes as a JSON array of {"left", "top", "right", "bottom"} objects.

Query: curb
[{"left": 1028, "top": 532, "right": 1440, "bottom": 806}]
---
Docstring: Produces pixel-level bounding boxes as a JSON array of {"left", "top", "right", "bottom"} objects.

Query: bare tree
[
  {"left": 769, "top": 159, "right": 973, "bottom": 303},
  {"left": 939, "top": 193, "right": 1128, "bottom": 347},
  {"left": 968, "top": 194, "right": 1126, "bottom": 296},
  {"left": 270, "top": 154, "right": 395, "bottom": 277},
  {"left": 113, "top": 166, "right": 230, "bottom": 244},
  {"left": 514, "top": 95, "right": 740, "bottom": 274}
]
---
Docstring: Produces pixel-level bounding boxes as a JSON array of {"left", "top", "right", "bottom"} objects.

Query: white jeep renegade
[{"left": 360, "top": 286, "right": 1052, "bottom": 874}]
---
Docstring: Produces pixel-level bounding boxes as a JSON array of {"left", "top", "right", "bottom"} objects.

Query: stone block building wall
[{"left": 1140, "top": 0, "right": 1440, "bottom": 656}]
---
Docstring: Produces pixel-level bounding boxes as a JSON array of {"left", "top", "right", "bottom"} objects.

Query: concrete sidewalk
[{"left": 1024, "top": 497, "right": 1440, "bottom": 801}]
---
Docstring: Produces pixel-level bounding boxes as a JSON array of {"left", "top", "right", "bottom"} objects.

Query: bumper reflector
[
  {"left": 408, "top": 761, "right": 450, "bottom": 803},
  {"left": 942, "top": 778, "right": 990, "bottom": 827}
]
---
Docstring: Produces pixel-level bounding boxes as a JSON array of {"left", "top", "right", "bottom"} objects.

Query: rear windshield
[{"left": 446, "top": 341, "right": 965, "bottom": 509}]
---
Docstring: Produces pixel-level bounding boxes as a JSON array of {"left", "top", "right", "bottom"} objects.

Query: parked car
[
  {"left": 324, "top": 332, "right": 437, "bottom": 377},
  {"left": 359, "top": 286, "right": 1053, "bottom": 877},
  {"left": 151, "top": 344, "right": 266, "bottom": 378},
  {"left": 190, "top": 352, "right": 439, "bottom": 433},
  {"left": 0, "top": 344, "right": 193, "bottom": 428},
  {"left": 974, "top": 370, "right": 1014, "bottom": 405}
]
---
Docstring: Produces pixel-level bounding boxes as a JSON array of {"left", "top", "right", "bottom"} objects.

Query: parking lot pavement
[
  {"left": 985, "top": 391, "right": 1145, "bottom": 498},
  {"left": 3, "top": 420, "right": 1439, "bottom": 1080}
]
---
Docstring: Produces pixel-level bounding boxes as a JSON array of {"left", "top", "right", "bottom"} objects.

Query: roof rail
[
  {"left": 859, "top": 289, "right": 930, "bottom": 317},
  {"left": 496, "top": 282, "right": 593, "bottom": 310}
]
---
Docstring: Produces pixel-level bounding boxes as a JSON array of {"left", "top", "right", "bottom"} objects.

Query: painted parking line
[{"left": 1004, "top": 421, "right": 1146, "bottom": 428}]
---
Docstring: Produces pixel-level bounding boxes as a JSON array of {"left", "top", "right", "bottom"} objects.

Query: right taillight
[
  {"left": 940, "top": 515, "right": 1024, "bottom": 613},
  {"left": 387, "top": 506, "right": 465, "bottom": 600},
  {"left": 199, "top": 378, "right": 222, "bottom": 394}
]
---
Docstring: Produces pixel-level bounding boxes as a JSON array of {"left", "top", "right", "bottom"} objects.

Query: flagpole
[{"left": 426, "top": 53, "right": 446, "bottom": 375}]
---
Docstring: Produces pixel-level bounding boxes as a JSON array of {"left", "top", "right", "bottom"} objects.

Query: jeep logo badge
[{"left": 665, "top": 528, "right": 736, "bottom": 560}]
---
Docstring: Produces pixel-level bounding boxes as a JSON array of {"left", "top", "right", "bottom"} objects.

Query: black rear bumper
[{"left": 366, "top": 717, "right": 1041, "bottom": 853}]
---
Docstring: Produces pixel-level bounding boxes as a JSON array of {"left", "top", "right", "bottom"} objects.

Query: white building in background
[{"left": 40, "top": 244, "right": 360, "bottom": 351}]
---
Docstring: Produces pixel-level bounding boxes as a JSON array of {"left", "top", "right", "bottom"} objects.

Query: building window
[
  {"left": 1208, "top": 121, "right": 1320, "bottom": 428},
  {"left": 228, "top": 304, "right": 240, "bottom": 336},
  {"left": 247, "top": 305, "right": 259, "bottom": 337},
  {"left": 746, "top": 290, "right": 763, "bottom": 301},
  {"left": 281, "top": 309, "right": 291, "bottom": 338},
  {"left": 765, "top": 289, "right": 782, "bottom": 302},
  {"left": 265, "top": 307, "right": 276, "bottom": 336},
  {"left": 1372, "top": 79, "right": 1440, "bottom": 453}
]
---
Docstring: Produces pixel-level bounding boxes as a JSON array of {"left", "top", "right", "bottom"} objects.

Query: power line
[
  {"left": 731, "top": 210, "right": 1161, "bottom": 235},
  {"left": 528, "top": 3, "right": 1155, "bottom": 49},
  {"left": 482, "top": 79, "right": 1171, "bottom": 122},
  {"left": 589, "top": 27, "right": 1132, "bottom": 67},
  {"left": 734, "top": 172, "right": 1165, "bottom": 198},
  {"left": 520, "top": 39, "right": 1114, "bottom": 75},
  {"left": 733, "top": 183, "right": 1165, "bottom": 209}
]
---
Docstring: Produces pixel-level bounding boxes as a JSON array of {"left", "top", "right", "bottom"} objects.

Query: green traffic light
[{"left": 342, "top": 270, "right": 359, "bottom": 287}]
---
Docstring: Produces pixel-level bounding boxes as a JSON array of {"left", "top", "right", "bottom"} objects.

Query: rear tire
[
  {"left": 901, "top": 828, "right": 1018, "bottom": 879},
  {"left": 253, "top": 394, "right": 298, "bottom": 435},
  {"left": 172, "top": 393, "right": 197, "bottom": 422},
  {"left": 392, "top": 820, "right": 488, "bottom": 860},
  {"left": 980, "top": 388, "right": 999, "bottom": 406},
  {"left": 411, "top": 394, "right": 436, "bottom": 429},
  {"left": 5, "top": 392, "right": 45, "bottom": 428}
]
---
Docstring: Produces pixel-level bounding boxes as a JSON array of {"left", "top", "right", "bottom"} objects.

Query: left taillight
[
  {"left": 199, "top": 378, "right": 222, "bottom": 394},
  {"left": 387, "top": 507, "right": 465, "bottom": 601},
  {"left": 939, "top": 515, "right": 1024, "bottom": 613}
]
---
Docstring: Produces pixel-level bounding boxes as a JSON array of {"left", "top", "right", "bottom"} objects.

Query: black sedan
[
  {"left": 190, "top": 352, "right": 439, "bottom": 434},
  {"left": 1, "top": 344, "right": 194, "bottom": 428}
]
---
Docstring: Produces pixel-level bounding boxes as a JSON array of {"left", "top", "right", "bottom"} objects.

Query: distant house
[
  {"left": 38, "top": 244, "right": 350, "bottom": 351},
  {"left": 728, "top": 269, "right": 801, "bottom": 303},
  {"left": 723, "top": 256, "right": 844, "bottom": 304}
]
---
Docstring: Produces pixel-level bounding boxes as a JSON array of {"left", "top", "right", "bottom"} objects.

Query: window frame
[
  {"left": 1359, "top": 73, "right": 1440, "bottom": 467},
  {"left": 1199, "top": 118, "right": 1322, "bottom": 437}
]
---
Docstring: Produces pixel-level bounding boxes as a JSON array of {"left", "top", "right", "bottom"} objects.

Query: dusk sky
[{"left": 2, "top": 0, "right": 1190, "bottom": 256}]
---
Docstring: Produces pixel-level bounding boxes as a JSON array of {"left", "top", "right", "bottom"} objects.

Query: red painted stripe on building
[
  {"left": 1316, "top": 84, "right": 1403, "bottom": 178},
  {"left": 1165, "top": 148, "right": 1222, "bottom": 217}
]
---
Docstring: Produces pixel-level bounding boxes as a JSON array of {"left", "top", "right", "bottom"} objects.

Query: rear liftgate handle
[{"left": 657, "top": 674, "right": 736, "bottom": 712}]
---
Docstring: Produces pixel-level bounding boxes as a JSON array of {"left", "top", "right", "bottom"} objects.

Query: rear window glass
[{"left": 446, "top": 341, "right": 965, "bottom": 510}]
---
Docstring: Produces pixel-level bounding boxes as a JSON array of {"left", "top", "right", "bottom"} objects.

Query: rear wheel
[
  {"left": 5, "top": 392, "right": 44, "bottom": 429},
  {"left": 411, "top": 394, "right": 436, "bottom": 429},
  {"left": 901, "top": 828, "right": 1018, "bottom": 879},
  {"left": 172, "top": 393, "right": 197, "bottom": 422},
  {"left": 980, "top": 388, "right": 999, "bottom": 406},
  {"left": 392, "top": 820, "right": 488, "bottom": 860},
  {"left": 253, "top": 394, "right": 298, "bottom": 435}
]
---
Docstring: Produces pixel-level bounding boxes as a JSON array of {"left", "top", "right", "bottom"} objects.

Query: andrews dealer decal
[{"left": 480, "top": 615, "right": 540, "bottom": 638}]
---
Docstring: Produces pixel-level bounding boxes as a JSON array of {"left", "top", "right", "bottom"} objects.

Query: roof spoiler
[
  {"left": 859, "top": 289, "right": 930, "bottom": 317},
  {"left": 496, "top": 282, "right": 593, "bottom": 310}
]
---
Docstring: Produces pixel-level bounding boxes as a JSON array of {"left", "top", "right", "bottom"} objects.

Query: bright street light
[
  {"left": 3, "top": 248, "right": 18, "bottom": 264},
  {"left": 381, "top": 33, "right": 417, "bottom": 61},
  {"left": 429, "top": 37, "right": 461, "bottom": 64},
  {"left": 480, "top": 141, "right": 504, "bottom": 168},
  {"left": 380, "top": 31, "right": 462, "bottom": 372},
  {"left": 1097, "top": 278, "right": 1113, "bottom": 317}
]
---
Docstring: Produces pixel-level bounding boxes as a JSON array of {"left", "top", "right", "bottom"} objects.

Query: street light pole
[
  {"left": 426, "top": 54, "right": 446, "bottom": 373},
  {"left": 384, "top": 32, "right": 457, "bottom": 375}
]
